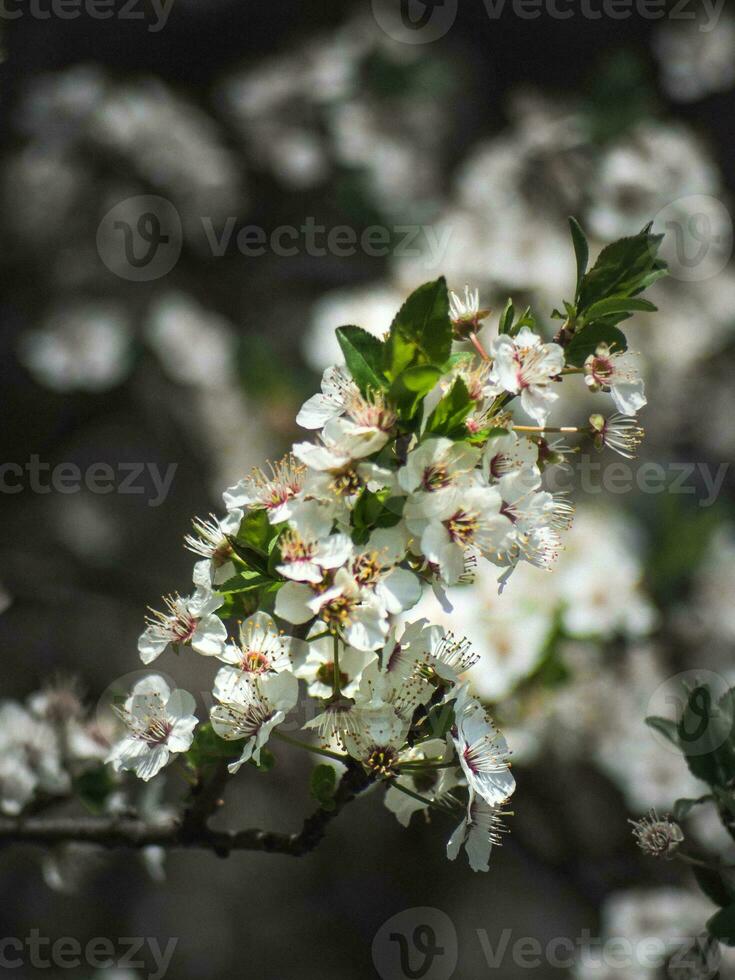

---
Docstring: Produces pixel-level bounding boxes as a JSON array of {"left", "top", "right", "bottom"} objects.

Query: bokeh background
[{"left": 1, "top": 1, "right": 735, "bottom": 977}]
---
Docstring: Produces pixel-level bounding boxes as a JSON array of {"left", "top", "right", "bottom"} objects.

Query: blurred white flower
[
  {"left": 653, "top": 17, "right": 735, "bottom": 102},
  {"left": 19, "top": 303, "right": 132, "bottom": 392},
  {"left": 145, "top": 292, "right": 236, "bottom": 388}
]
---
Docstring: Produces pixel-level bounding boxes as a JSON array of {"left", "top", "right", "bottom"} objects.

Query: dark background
[{"left": 1, "top": 1, "right": 734, "bottom": 977}]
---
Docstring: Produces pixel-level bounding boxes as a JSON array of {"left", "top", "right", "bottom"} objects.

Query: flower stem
[
  {"left": 273, "top": 730, "right": 348, "bottom": 764},
  {"left": 676, "top": 851, "right": 735, "bottom": 872},
  {"left": 512, "top": 425, "right": 582, "bottom": 434},
  {"left": 397, "top": 760, "right": 456, "bottom": 772},
  {"left": 391, "top": 780, "right": 443, "bottom": 811},
  {"left": 332, "top": 632, "right": 342, "bottom": 700},
  {"left": 469, "top": 331, "right": 491, "bottom": 363}
]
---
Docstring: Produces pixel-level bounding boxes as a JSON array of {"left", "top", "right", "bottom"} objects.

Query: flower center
[
  {"left": 141, "top": 718, "right": 173, "bottom": 746},
  {"left": 366, "top": 746, "right": 398, "bottom": 776},
  {"left": 280, "top": 531, "right": 316, "bottom": 563},
  {"left": 445, "top": 510, "right": 477, "bottom": 544},
  {"left": 589, "top": 355, "right": 614, "bottom": 384},
  {"left": 172, "top": 613, "right": 197, "bottom": 643},
  {"left": 242, "top": 650, "right": 270, "bottom": 673},
  {"left": 421, "top": 464, "right": 451, "bottom": 492},
  {"left": 320, "top": 595, "right": 354, "bottom": 628},
  {"left": 352, "top": 552, "right": 381, "bottom": 586},
  {"left": 330, "top": 468, "right": 363, "bottom": 497}
]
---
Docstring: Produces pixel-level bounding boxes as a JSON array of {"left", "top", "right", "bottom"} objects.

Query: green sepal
[{"left": 310, "top": 763, "right": 337, "bottom": 810}]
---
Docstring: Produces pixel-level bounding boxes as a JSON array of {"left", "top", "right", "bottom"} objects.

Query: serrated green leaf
[
  {"left": 585, "top": 296, "right": 657, "bottom": 321},
  {"left": 425, "top": 377, "right": 474, "bottom": 439},
  {"left": 336, "top": 325, "right": 387, "bottom": 395},
  {"left": 385, "top": 278, "right": 451, "bottom": 380},
  {"left": 569, "top": 216, "right": 589, "bottom": 299},
  {"left": 389, "top": 364, "right": 442, "bottom": 420},
  {"left": 310, "top": 763, "right": 337, "bottom": 809},
  {"left": 578, "top": 225, "right": 666, "bottom": 313},
  {"left": 565, "top": 322, "right": 628, "bottom": 367}
]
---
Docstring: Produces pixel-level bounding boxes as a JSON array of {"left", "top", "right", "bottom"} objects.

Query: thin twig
[{"left": 0, "top": 763, "right": 373, "bottom": 859}]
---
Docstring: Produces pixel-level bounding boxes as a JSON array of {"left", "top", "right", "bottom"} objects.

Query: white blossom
[
  {"left": 488, "top": 328, "right": 565, "bottom": 424},
  {"left": 106, "top": 676, "right": 198, "bottom": 782},
  {"left": 584, "top": 343, "right": 647, "bottom": 415},
  {"left": 210, "top": 671, "right": 299, "bottom": 772},
  {"left": 138, "top": 590, "right": 227, "bottom": 664}
]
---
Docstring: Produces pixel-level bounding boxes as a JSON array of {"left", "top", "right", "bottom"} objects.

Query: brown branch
[{"left": 0, "top": 763, "right": 373, "bottom": 859}]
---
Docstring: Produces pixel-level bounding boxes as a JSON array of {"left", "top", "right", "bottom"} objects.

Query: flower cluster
[
  {"left": 108, "top": 220, "right": 662, "bottom": 872},
  {"left": 0, "top": 680, "right": 110, "bottom": 817}
]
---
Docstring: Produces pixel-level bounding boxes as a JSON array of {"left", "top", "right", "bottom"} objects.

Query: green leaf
[
  {"left": 336, "top": 325, "right": 387, "bottom": 395},
  {"left": 74, "top": 766, "right": 117, "bottom": 815},
  {"left": 249, "top": 747, "right": 276, "bottom": 772},
  {"left": 420, "top": 701, "right": 456, "bottom": 740},
  {"left": 235, "top": 509, "right": 275, "bottom": 556},
  {"left": 673, "top": 795, "right": 712, "bottom": 821},
  {"left": 585, "top": 296, "right": 657, "bottom": 321},
  {"left": 708, "top": 902, "right": 735, "bottom": 945},
  {"left": 678, "top": 685, "right": 735, "bottom": 787},
  {"left": 577, "top": 225, "right": 666, "bottom": 313},
  {"left": 310, "top": 764, "right": 337, "bottom": 810},
  {"left": 185, "top": 723, "right": 245, "bottom": 771},
  {"left": 565, "top": 322, "right": 628, "bottom": 367},
  {"left": 351, "top": 488, "right": 404, "bottom": 539},
  {"left": 498, "top": 298, "right": 515, "bottom": 335},
  {"left": 695, "top": 866, "right": 735, "bottom": 909},
  {"left": 389, "top": 364, "right": 442, "bottom": 421},
  {"left": 215, "top": 567, "right": 271, "bottom": 595},
  {"left": 385, "top": 278, "right": 451, "bottom": 380},
  {"left": 568, "top": 216, "right": 589, "bottom": 299},
  {"left": 425, "top": 377, "right": 474, "bottom": 438},
  {"left": 645, "top": 715, "right": 680, "bottom": 748}
]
